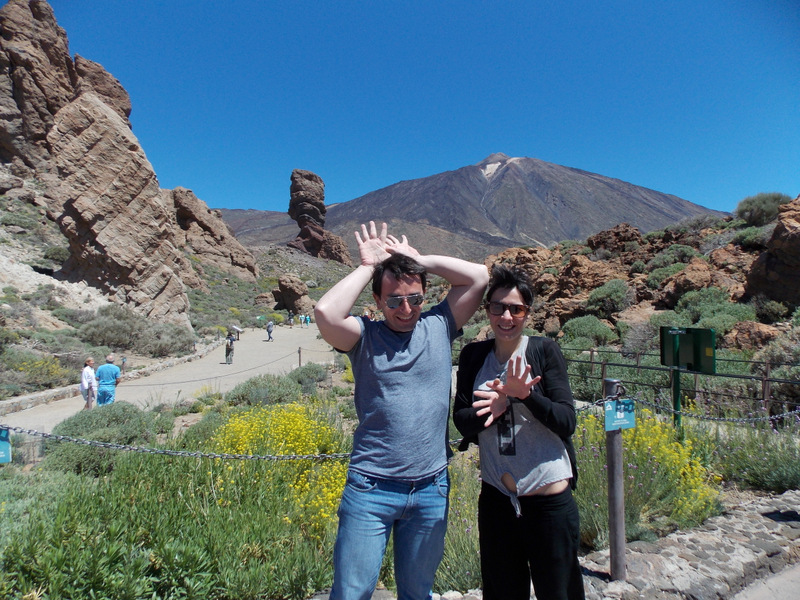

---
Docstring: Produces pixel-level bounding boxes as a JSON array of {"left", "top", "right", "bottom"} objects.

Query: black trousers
[{"left": 478, "top": 481, "right": 585, "bottom": 600}]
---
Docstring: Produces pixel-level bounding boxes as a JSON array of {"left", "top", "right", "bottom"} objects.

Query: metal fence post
[{"left": 603, "top": 378, "right": 627, "bottom": 581}]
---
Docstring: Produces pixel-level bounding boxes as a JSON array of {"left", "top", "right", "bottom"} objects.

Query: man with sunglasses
[{"left": 315, "top": 221, "right": 489, "bottom": 600}]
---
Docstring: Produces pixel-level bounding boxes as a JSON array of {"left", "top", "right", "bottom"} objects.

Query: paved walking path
[{"left": 0, "top": 323, "right": 334, "bottom": 433}]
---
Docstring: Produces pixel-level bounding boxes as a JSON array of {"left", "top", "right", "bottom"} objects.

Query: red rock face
[
  {"left": 0, "top": 0, "right": 258, "bottom": 328},
  {"left": 746, "top": 196, "right": 800, "bottom": 304},
  {"left": 287, "top": 169, "right": 352, "bottom": 267}
]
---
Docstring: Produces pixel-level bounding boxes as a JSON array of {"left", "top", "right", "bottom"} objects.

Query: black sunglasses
[
  {"left": 485, "top": 301, "right": 530, "bottom": 316},
  {"left": 384, "top": 294, "right": 425, "bottom": 309}
]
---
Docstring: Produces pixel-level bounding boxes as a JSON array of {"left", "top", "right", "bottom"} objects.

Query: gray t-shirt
[
  {"left": 347, "top": 301, "right": 459, "bottom": 480},
  {"left": 476, "top": 337, "right": 572, "bottom": 510}
]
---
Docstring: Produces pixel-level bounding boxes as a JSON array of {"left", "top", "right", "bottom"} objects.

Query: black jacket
[{"left": 453, "top": 336, "right": 578, "bottom": 489}]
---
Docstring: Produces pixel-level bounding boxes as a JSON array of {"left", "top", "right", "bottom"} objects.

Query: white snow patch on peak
[{"left": 482, "top": 162, "right": 501, "bottom": 178}]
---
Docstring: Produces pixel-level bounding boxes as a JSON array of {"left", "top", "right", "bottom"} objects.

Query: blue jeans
[{"left": 330, "top": 467, "right": 450, "bottom": 600}]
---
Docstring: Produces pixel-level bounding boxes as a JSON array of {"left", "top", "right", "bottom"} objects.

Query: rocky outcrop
[
  {"left": 0, "top": 0, "right": 258, "bottom": 327},
  {"left": 659, "top": 257, "right": 714, "bottom": 308},
  {"left": 0, "top": 0, "right": 75, "bottom": 171},
  {"left": 272, "top": 273, "right": 314, "bottom": 316},
  {"left": 746, "top": 195, "right": 800, "bottom": 304},
  {"left": 287, "top": 169, "right": 352, "bottom": 266},
  {"left": 169, "top": 187, "right": 256, "bottom": 282},
  {"left": 722, "top": 321, "right": 783, "bottom": 350}
]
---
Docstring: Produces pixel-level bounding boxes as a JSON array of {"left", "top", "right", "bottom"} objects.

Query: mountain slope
[{"left": 222, "top": 153, "right": 724, "bottom": 261}]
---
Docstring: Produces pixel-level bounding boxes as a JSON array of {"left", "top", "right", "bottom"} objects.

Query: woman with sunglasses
[{"left": 453, "top": 265, "right": 584, "bottom": 600}]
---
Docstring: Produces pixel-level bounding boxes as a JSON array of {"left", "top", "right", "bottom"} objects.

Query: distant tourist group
[{"left": 80, "top": 354, "right": 122, "bottom": 409}]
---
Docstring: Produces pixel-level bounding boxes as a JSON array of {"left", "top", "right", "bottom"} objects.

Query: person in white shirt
[{"left": 80, "top": 357, "right": 97, "bottom": 410}]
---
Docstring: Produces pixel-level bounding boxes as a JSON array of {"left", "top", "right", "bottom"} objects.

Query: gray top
[
  {"left": 476, "top": 337, "right": 572, "bottom": 513},
  {"left": 347, "top": 301, "right": 459, "bottom": 480}
]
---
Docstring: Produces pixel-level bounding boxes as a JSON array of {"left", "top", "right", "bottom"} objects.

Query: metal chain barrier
[
  {"left": 0, "top": 423, "right": 351, "bottom": 461},
  {"left": 577, "top": 395, "right": 800, "bottom": 424},
  {"left": 3, "top": 387, "right": 797, "bottom": 463}
]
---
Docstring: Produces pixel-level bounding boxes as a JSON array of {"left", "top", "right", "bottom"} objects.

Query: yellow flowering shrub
[
  {"left": 575, "top": 408, "right": 720, "bottom": 548},
  {"left": 624, "top": 409, "right": 720, "bottom": 522},
  {"left": 211, "top": 403, "right": 347, "bottom": 538}
]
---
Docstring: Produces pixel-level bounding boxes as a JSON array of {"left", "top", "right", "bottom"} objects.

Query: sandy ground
[{"left": 0, "top": 323, "right": 335, "bottom": 434}]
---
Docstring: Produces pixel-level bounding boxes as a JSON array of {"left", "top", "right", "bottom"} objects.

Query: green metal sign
[
  {"left": 659, "top": 327, "right": 716, "bottom": 427},
  {"left": 659, "top": 327, "right": 716, "bottom": 375}
]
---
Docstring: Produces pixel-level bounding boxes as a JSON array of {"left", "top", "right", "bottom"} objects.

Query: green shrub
[
  {"left": 562, "top": 315, "right": 616, "bottom": 345},
  {"left": 43, "top": 245, "right": 70, "bottom": 264},
  {"left": 0, "top": 346, "right": 73, "bottom": 391},
  {"left": 674, "top": 287, "right": 730, "bottom": 322},
  {"left": 78, "top": 304, "right": 145, "bottom": 350},
  {"left": 225, "top": 373, "right": 302, "bottom": 406},
  {"left": 586, "top": 279, "right": 629, "bottom": 318},
  {"left": 41, "top": 402, "right": 158, "bottom": 476},
  {"left": 735, "top": 192, "right": 792, "bottom": 226},
  {"left": 649, "top": 310, "right": 692, "bottom": 330},
  {"left": 675, "top": 288, "right": 756, "bottom": 332},
  {"left": 646, "top": 263, "right": 685, "bottom": 289},
  {"left": 732, "top": 226, "right": 771, "bottom": 250},
  {"left": 707, "top": 421, "right": 800, "bottom": 492},
  {"left": 792, "top": 307, "right": 800, "bottom": 327},
  {"left": 139, "top": 322, "right": 196, "bottom": 357},
  {"left": 288, "top": 363, "right": 328, "bottom": 395},
  {"left": 647, "top": 244, "right": 698, "bottom": 270},
  {"left": 0, "top": 212, "right": 37, "bottom": 229},
  {"left": 629, "top": 260, "right": 646, "bottom": 275},
  {"left": 751, "top": 328, "right": 800, "bottom": 409},
  {"left": 750, "top": 295, "right": 788, "bottom": 324}
]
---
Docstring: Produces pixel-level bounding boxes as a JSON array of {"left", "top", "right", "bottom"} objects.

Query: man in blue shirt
[
  {"left": 315, "top": 221, "right": 488, "bottom": 600},
  {"left": 95, "top": 354, "right": 121, "bottom": 406}
]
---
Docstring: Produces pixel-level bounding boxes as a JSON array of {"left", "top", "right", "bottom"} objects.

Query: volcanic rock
[
  {"left": 272, "top": 273, "right": 314, "bottom": 315},
  {"left": 0, "top": 0, "right": 258, "bottom": 327},
  {"left": 746, "top": 195, "right": 800, "bottom": 304},
  {"left": 659, "top": 257, "right": 714, "bottom": 309},
  {"left": 287, "top": 169, "right": 352, "bottom": 266},
  {"left": 722, "top": 321, "right": 783, "bottom": 350}
]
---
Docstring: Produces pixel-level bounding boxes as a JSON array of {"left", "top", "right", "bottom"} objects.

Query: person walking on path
[
  {"left": 79, "top": 357, "right": 96, "bottom": 410},
  {"left": 225, "top": 332, "right": 236, "bottom": 364},
  {"left": 266, "top": 320, "right": 274, "bottom": 341},
  {"left": 314, "top": 221, "right": 489, "bottom": 600},
  {"left": 454, "top": 265, "right": 583, "bottom": 600},
  {"left": 95, "top": 354, "right": 121, "bottom": 406}
]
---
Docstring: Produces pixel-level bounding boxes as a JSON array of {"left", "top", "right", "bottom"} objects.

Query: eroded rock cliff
[{"left": 0, "top": 0, "right": 257, "bottom": 328}]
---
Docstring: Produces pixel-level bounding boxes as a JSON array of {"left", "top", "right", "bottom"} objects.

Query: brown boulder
[
  {"left": 721, "top": 321, "right": 782, "bottom": 350},
  {"left": 254, "top": 292, "right": 275, "bottom": 307},
  {"left": 288, "top": 169, "right": 326, "bottom": 227},
  {"left": 557, "top": 254, "right": 626, "bottom": 296},
  {"left": 273, "top": 273, "right": 315, "bottom": 315},
  {"left": 587, "top": 223, "right": 644, "bottom": 252},
  {"left": 659, "top": 257, "right": 713, "bottom": 308},
  {"left": 0, "top": 1, "right": 261, "bottom": 329},
  {"left": 746, "top": 195, "right": 800, "bottom": 304}
]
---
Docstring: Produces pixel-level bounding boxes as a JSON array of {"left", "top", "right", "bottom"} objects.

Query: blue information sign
[
  {"left": 604, "top": 399, "right": 636, "bottom": 431},
  {"left": 0, "top": 428, "right": 11, "bottom": 464}
]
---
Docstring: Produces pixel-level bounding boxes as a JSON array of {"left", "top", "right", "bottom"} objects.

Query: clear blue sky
[{"left": 47, "top": 0, "right": 798, "bottom": 215}]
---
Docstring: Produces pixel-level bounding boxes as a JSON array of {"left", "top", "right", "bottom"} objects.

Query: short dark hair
[
  {"left": 485, "top": 264, "right": 534, "bottom": 306},
  {"left": 372, "top": 254, "right": 427, "bottom": 297}
]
